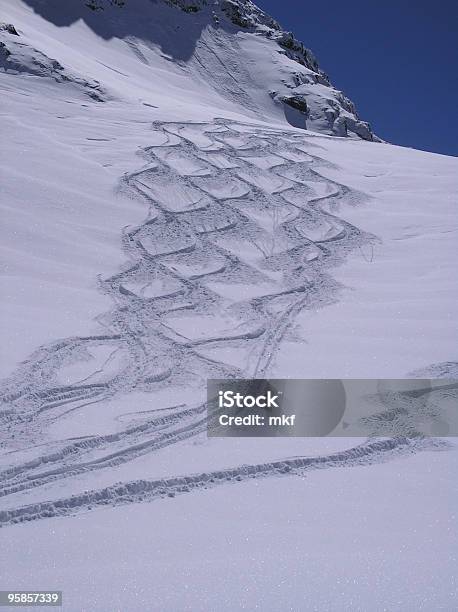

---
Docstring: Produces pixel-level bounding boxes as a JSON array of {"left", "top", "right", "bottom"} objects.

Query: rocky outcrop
[
  {"left": 0, "top": 22, "right": 19, "bottom": 35},
  {"left": 85, "top": 0, "right": 126, "bottom": 10},
  {"left": 0, "top": 36, "right": 106, "bottom": 101},
  {"left": 281, "top": 95, "right": 309, "bottom": 114}
]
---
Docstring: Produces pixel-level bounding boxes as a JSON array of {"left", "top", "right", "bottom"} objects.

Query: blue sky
[{"left": 255, "top": 0, "right": 458, "bottom": 156}]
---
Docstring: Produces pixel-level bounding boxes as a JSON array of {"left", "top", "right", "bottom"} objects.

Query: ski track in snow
[
  {"left": 0, "top": 119, "right": 446, "bottom": 526},
  {"left": 0, "top": 437, "right": 444, "bottom": 525}
]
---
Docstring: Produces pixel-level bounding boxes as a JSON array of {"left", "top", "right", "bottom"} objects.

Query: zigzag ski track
[{"left": 1, "top": 119, "right": 442, "bottom": 525}]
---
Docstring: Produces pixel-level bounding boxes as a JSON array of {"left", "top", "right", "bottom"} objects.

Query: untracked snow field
[{"left": 1, "top": 2, "right": 457, "bottom": 611}]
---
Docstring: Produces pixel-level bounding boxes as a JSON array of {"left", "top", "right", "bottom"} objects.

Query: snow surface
[{"left": 0, "top": 1, "right": 457, "bottom": 611}]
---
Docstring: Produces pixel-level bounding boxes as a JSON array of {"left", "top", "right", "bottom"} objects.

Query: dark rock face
[
  {"left": 276, "top": 31, "right": 324, "bottom": 77},
  {"left": 85, "top": 0, "right": 125, "bottom": 10},
  {"left": 0, "top": 23, "right": 20, "bottom": 35},
  {"left": 166, "top": 0, "right": 208, "bottom": 13},
  {"left": 221, "top": 0, "right": 251, "bottom": 27},
  {"left": 281, "top": 95, "right": 309, "bottom": 115}
]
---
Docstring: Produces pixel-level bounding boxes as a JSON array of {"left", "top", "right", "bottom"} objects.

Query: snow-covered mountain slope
[
  {"left": 0, "top": 2, "right": 457, "bottom": 611},
  {"left": 1, "top": 0, "right": 378, "bottom": 139}
]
